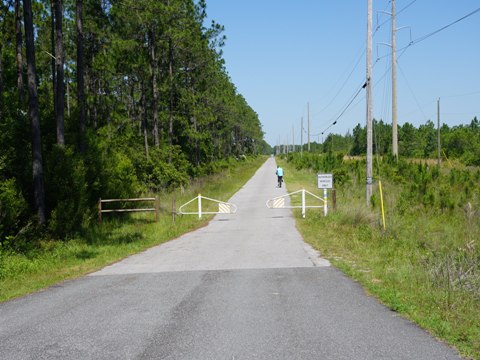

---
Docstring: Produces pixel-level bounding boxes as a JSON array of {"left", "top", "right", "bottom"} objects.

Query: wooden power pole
[
  {"left": 300, "top": 117, "right": 303, "bottom": 154},
  {"left": 437, "top": 98, "right": 441, "bottom": 166},
  {"left": 292, "top": 125, "right": 295, "bottom": 152},
  {"left": 392, "top": 0, "right": 398, "bottom": 158},
  {"left": 307, "top": 102, "right": 310, "bottom": 152},
  {"left": 366, "top": 0, "right": 373, "bottom": 205}
]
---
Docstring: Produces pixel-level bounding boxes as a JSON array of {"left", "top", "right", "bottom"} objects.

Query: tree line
[
  {"left": 278, "top": 118, "right": 480, "bottom": 165},
  {"left": 0, "top": 0, "right": 270, "bottom": 242}
]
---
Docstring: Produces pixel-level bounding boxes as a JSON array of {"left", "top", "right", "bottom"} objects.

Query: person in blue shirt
[{"left": 276, "top": 166, "right": 284, "bottom": 187}]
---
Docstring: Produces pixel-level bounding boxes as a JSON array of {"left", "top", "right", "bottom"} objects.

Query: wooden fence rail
[{"left": 98, "top": 197, "right": 159, "bottom": 222}]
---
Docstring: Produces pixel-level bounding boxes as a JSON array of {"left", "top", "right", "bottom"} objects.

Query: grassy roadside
[
  {"left": 0, "top": 156, "right": 267, "bottom": 303},
  {"left": 278, "top": 156, "right": 479, "bottom": 359}
]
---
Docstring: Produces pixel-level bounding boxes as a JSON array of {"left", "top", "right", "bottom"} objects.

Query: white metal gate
[
  {"left": 266, "top": 189, "right": 327, "bottom": 218},
  {"left": 178, "top": 194, "right": 237, "bottom": 219}
]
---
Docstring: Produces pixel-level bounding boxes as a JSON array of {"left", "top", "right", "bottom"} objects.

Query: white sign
[{"left": 317, "top": 173, "right": 333, "bottom": 189}]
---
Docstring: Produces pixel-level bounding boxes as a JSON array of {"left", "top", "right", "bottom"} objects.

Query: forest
[
  {"left": 282, "top": 117, "right": 480, "bottom": 166},
  {"left": 0, "top": 0, "right": 270, "bottom": 243}
]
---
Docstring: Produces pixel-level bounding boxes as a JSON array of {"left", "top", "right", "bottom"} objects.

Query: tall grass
[
  {"left": 279, "top": 153, "right": 480, "bottom": 359},
  {"left": 0, "top": 156, "right": 267, "bottom": 302}
]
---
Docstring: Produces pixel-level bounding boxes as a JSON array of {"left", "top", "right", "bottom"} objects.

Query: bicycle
[{"left": 277, "top": 176, "right": 283, "bottom": 188}]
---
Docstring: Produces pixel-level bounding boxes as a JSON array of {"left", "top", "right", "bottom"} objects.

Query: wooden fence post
[{"left": 332, "top": 189, "right": 337, "bottom": 212}]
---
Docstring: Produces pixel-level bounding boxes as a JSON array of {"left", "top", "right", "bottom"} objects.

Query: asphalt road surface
[{"left": 0, "top": 157, "right": 461, "bottom": 359}]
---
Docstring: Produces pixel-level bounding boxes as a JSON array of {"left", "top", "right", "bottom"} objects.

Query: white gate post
[
  {"left": 323, "top": 188, "right": 328, "bottom": 216},
  {"left": 302, "top": 189, "right": 306, "bottom": 218},
  {"left": 198, "top": 194, "right": 202, "bottom": 219}
]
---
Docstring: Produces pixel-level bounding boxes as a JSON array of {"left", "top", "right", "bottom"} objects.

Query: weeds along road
[{"left": 0, "top": 157, "right": 460, "bottom": 359}]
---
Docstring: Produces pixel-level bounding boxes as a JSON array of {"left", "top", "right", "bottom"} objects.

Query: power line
[
  {"left": 314, "top": 0, "right": 400, "bottom": 118},
  {"left": 397, "top": 0, "right": 418, "bottom": 17},
  {"left": 375, "top": 0, "right": 417, "bottom": 31},
  {"left": 412, "top": 7, "right": 480, "bottom": 45},
  {"left": 312, "top": 4, "right": 480, "bottom": 138},
  {"left": 316, "top": 49, "right": 365, "bottom": 115},
  {"left": 310, "top": 1, "right": 415, "bottom": 128},
  {"left": 370, "top": 6, "right": 480, "bottom": 125},
  {"left": 313, "top": 1, "right": 419, "bottom": 136},
  {"left": 317, "top": 0, "right": 402, "bottom": 118},
  {"left": 397, "top": 61, "right": 428, "bottom": 121},
  {"left": 377, "top": 6, "right": 480, "bottom": 61},
  {"left": 318, "top": 82, "right": 366, "bottom": 135},
  {"left": 374, "top": 0, "right": 393, "bottom": 36},
  {"left": 316, "top": 45, "right": 396, "bottom": 136}
]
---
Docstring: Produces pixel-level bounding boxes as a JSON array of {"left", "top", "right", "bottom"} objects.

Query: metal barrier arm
[
  {"left": 303, "top": 189, "right": 326, "bottom": 202},
  {"left": 266, "top": 189, "right": 328, "bottom": 218},
  {"left": 266, "top": 189, "right": 325, "bottom": 209},
  {"left": 178, "top": 195, "right": 200, "bottom": 215},
  {"left": 178, "top": 195, "right": 237, "bottom": 218},
  {"left": 200, "top": 195, "right": 238, "bottom": 214},
  {"left": 266, "top": 189, "right": 301, "bottom": 209}
]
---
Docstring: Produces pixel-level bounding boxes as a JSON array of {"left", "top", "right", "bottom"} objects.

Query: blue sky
[{"left": 205, "top": 0, "right": 480, "bottom": 147}]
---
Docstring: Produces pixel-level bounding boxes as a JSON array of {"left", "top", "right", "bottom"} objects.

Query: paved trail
[{"left": 0, "top": 158, "right": 460, "bottom": 359}]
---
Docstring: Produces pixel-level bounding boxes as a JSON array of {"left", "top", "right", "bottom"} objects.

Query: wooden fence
[{"left": 98, "top": 197, "right": 159, "bottom": 222}]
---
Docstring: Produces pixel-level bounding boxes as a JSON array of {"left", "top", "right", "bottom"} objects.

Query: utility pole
[
  {"left": 392, "top": 0, "right": 398, "bottom": 158},
  {"left": 300, "top": 117, "right": 303, "bottom": 154},
  {"left": 292, "top": 125, "right": 295, "bottom": 152},
  {"left": 307, "top": 102, "right": 311, "bottom": 152},
  {"left": 437, "top": 98, "right": 441, "bottom": 166},
  {"left": 366, "top": 0, "right": 373, "bottom": 205}
]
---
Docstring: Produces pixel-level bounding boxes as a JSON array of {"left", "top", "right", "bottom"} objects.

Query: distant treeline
[
  {"left": 276, "top": 118, "right": 480, "bottom": 165},
  {"left": 0, "top": 0, "right": 270, "bottom": 242}
]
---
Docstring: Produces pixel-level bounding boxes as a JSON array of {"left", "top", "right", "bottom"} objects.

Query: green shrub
[
  {"left": 332, "top": 168, "right": 351, "bottom": 187},
  {"left": 137, "top": 146, "right": 190, "bottom": 191},
  {"left": 439, "top": 185, "right": 455, "bottom": 212},
  {"left": 102, "top": 150, "right": 141, "bottom": 198},
  {"left": 0, "top": 178, "right": 28, "bottom": 244},
  {"left": 45, "top": 146, "right": 91, "bottom": 237},
  {"left": 422, "top": 189, "right": 436, "bottom": 207}
]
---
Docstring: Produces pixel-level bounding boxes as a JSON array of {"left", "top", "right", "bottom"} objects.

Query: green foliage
[
  {"left": 332, "top": 167, "right": 351, "bottom": 187},
  {"left": 138, "top": 146, "right": 191, "bottom": 192},
  {"left": 102, "top": 151, "right": 141, "bottom": 199},
  {"left": 327, "top": 118, "right": 480, "bottom": 166},
  {"left": 286, "top": 151, "right": 343, "bottom": 173},
  {"left": 45, "top": 146, "right": 91, "bottom": 238},
  {"left": 0, "top": 178, "right": 28, "bottom": 244},
  {"left": 438, "top": 185, "right": 455, "bottom": 212}
]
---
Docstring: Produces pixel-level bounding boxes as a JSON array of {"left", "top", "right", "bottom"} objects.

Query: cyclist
[{"left": 276, "top": 166, "right": 284, "bottom": 188}]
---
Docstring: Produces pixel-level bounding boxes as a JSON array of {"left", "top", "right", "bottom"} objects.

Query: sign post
[
  {"left": 323, "top": 188, "right": 328, "bottom": 216},
  {"left": 317, "top": 173, "right": 333, "bottom": 217}
]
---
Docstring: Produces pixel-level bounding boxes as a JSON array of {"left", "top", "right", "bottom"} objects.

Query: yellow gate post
[{"left": 379, "top": 181, "right": 386, "bottom": 230}]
